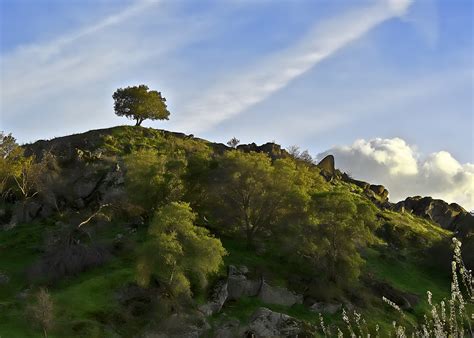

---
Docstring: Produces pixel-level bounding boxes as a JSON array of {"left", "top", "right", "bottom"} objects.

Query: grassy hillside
[{"left": 0, "top": 126, "right": 471, "bottom": 337}]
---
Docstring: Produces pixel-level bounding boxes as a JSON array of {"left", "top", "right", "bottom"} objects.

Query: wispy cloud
[
  {"left": 175, "top": 0, "right": 413, "bottom": 132},
  {"left": 0, "top": 0, "right": 216, "bottom": 140},
  {"left": 4, "top": 0, "right": 160, "bottom": 62},
  {"left": 1, "top": 0, "right": 161, "bottom": 105}
]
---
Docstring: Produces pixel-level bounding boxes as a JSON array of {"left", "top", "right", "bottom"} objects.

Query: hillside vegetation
[{"left": 0, "top": 126, "right": 472, "bottom": 337}]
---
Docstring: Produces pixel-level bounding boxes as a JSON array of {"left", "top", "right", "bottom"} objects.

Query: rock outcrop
[
  {"left": 225, "top": 265, "right": 303, "bottom": 307},
  {"left": 236, "top": 142, "right": 289, "bottom": 160},
  {"left": 369, "top": 184, "right": 389, "bottom": 201},
  {"left": 198, "top": 280, "right": 228, "bottom": 316},
  {"left": 363, "top": 276, "right": 419, "bottom": 310},
  {"left": 258, "top": 281, "right": 303, "bottom": 307},
  {"left": 341, "top": 173, "right": 390, "bottom": 205},
  {"left": 309, "top": 302, "right": 341, "bottom": 314},
  {"left": 226, "top": 265, "right": 262, "bottom": 300},
  {"left": 213, "top": 319, "right": 241, "bottom": 338},
  {"left": 199, "top": 265, "right": 303, "bottom": 320},
  {"left": 2, "top": 146, "right": 126, "bottom": 227},
  {"left": 245, "top": 307, "right": 305, "bottom": 337},
  {"left": 394, "top": 196, "right": 473, "bottom": 232},
  {"left": 316, "top": 155, "right": 335, "bottom": 179},
  {"left": 144, "top": 313, "right": 210, "bottom": 338}
]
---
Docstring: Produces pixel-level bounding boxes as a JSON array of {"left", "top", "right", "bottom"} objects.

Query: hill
[{"left": 0, "top": 126, "right": 472, "bottom": 337}]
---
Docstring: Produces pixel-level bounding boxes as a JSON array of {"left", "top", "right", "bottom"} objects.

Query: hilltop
[{"left": 0, "top": 126, "right": 472, "bottom": 337}]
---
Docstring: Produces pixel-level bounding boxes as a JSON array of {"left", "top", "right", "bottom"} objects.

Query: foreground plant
[
  {"left": 28, "top": 288, "right": 54, "bottom": 338},
  {"left": 318, "top": 237, "right": 473, "bottom": 337}
]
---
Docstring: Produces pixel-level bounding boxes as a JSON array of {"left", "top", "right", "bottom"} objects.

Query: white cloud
[
  {"left": 318, "top": 138, "right": 474, "bottom": 210},
  {"left": 340, "top": 138, "right": 419, "bottom": 175},
  {"left": 175, "top": 0, "right": 413, "bottom": 133}
]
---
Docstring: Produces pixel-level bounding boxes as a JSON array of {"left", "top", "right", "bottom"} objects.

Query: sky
[{"left": 0, "top": 0, "right": 473, "bottom": 209}]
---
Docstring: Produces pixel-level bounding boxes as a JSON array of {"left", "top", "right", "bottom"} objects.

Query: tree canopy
[
  {"left": 124, "top": 148, "right": 186, "bottom": 214},
  {"left": 0, "top": 132, "right": 46, "bottom": 201},
  {"left": 136, "top": 202, "right": 226, "bottom": 298},
  {"left": 112, "top": 85, "right": 170, "bottom": 126},
  {"left": 297, "top": 192, "right": 378, "bottom": 287},
  {"left": 208, "top": 150, "right": 325, "bottom": 245}
]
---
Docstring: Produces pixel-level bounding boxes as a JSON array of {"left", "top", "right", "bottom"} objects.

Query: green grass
[
  {"left": 221, "top": 237, "right": 307, "bottom": 288},
  {"left": 52, "top": 261, "right": 134, "bottom": 337},
  {"left": 218, "top": 296, "right": 319, "bottom": 324},
  {"left": 380, "top": 210, "right": 451, "bottom": 245},
  {"left": 366, "top": 248, "right": 450, "bottom": 299},
  {"left": 365, "top": 247, "right": 450, "bottom": 321},
  {"left": 0, "top": 222, "right": 52, "bottom": 338},
  {"left": 0, "top": 213, "right": 463, "bottom": 337},
  {"left": 0, "top": 221, "right": 49, "bottom": 299},
  {"left": 0, "top": 219, "right": 138, "bottom": 338}
]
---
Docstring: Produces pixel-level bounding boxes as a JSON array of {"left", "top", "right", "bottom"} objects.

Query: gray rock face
[
  {"left": 369, "top": 184, "right": 389, "bottom": 201},
  {"left": 236, "top": 142, "right": 289, "bottom": 160},
  {"left": 73, "top": 178, "right": 98, "bottom": 199},
  {"left": 11, "top": 201, "right": 42, "bottom": 224},
  {"left": 258, "top": 282, "right": 303, "bottom": 307},
  {"left": 213, "top": 319, "right": 241, "bottom": 338},
  {"left": 341, "top": 174, "right": 390, "bottom": 205},
  {"left": 317, "top": 155, "right": 335, "bottom": 177},
  {"left": 144, "top": 313, "right": 210, "bottom": 338},
  {"left": 227, "top": 265, "right": 262, "bottom": 300},
  {"left": 246, "top": 307, "right": 303, "bottom": 337},
  {"left": 199, "top": 280, "right": 228, "bottom": 316},
  {"left": 364, "top": 276, "right": 419, "bottom": 310},
  {"left": 225, "top": 266, "right": 303, "bottom": 307},
  {"left": 309, "top": 302, "right": 341, "bottom": 314},
  {"left": 394, "top": 196, "right": 473, "bottom": 231}
]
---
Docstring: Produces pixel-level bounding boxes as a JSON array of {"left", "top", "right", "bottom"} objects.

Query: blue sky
[{"left": 0, "top": 0, "right": 473, "bottom": 208}]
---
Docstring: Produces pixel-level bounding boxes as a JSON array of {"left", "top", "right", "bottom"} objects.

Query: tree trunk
[
  {"left": 245, "top": 224, "right": 254, "bottom": 248},
  {"left": 135, "top": 117, "right": 145, "bottom": 126}
]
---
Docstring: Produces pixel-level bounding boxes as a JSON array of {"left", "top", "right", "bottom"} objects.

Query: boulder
[
  {"left": 73, "top": 178, "right": 99, "bottom": 199},
  {"left": 258, "top": 282, "right": 303, "bottom": 307},
  {"left": 369, "top": 184, "right": 389, "bottom": 201},
  {"left": 213, "top": 318, "right": 241, "bottom": 338},
  {"left": 11, "top": 201, "right": 42, "bottom": 223},
  {"left": 144, "top": 313, "right": 211, "bottom": 338},
  {"left": 363, "top": 277, "right": 419, "bottom": 310},
  {"left": 199, "top": 280, "right": 228, "bottom": 316},
  {"left": 227, "top": 265, "right": 262, "bottom": 300},
  {"left": 245, "top": 307, "right": 304, "bottom": 337},
  {"left": 309, "top": 302, "right": 341, "bottom": 314},
  {"left": 341, "top": 174, "right": 390, "bottom": 204},
  {"left": 317, "top": 155, "right": 335, "bottom": 177}
]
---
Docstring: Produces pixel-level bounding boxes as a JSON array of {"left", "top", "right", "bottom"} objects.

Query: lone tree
[{"left": 113, "top": 85, "right": 170, "bottom": 126}]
